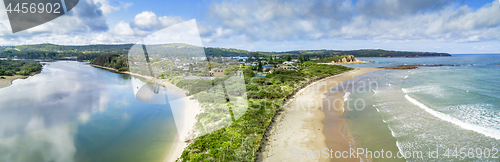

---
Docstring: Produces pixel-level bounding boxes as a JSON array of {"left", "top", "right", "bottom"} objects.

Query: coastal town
[
  {"left": 132, "top": 55, "right": 305, "bottom": 79},
  {"left": 137, "top": 54, "right": 365, "bottom": 80}
]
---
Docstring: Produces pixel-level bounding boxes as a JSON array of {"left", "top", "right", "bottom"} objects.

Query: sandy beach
[
  {"left": 161, "top": 80, "right": 202, "bottom": 162},
  {"left": 258, "top": 68, "right": 378, "bottom": 162},
  {"left": 0, "top": 75, "right": 28, "bottom": 89}
]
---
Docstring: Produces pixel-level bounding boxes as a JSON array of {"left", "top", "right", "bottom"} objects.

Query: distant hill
[{"left": 0, "top": 43, "right": 451, "bottom": 60}]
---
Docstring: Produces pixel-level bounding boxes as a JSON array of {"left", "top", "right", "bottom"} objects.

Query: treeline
[
  {"left": 204, "top": 47, "right": 249, "bottom": 57},
  {"left": 273, "top": 49, "right": 450, "bottom": 58},
  {"left": 0, "top": 44, "right": 132, "bottom": 61},
  {"left": 90, "top": 54, "right": 129, "bottom": 71},
  {"left": 341, "top": 49, "right": 450, "bottom": 57},
  {"left": 1, "top": 44, "right": 451, "bottom": 62},
  {"left": 308, "top": 54, "right": 351, "bottom": 63},
  {"left": 0, "top": 60, "right": 42, "bottom": 76},
  {"left": 172, "top": 62, "right": 352, "bottom": 161}
]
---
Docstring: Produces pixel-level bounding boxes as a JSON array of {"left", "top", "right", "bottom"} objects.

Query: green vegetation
[
  {"left": 0, "top": 60, "right": 42, "bottom": 76},
  {"left": 204, "top": 47, "right": 249, "bottom": 57},
  {"left": 0, "top": 44, "right": 450, "bottom": 62},
  {"left": 0, "top": 44, "right": 132, "bottom": 61},
  {"left": 90, "top": 54, "right": 129, "bottom": 71},
  {"left": 309, "top": 54, "right": 351, "bottom": 63},
  {"left": 172, "top": 61, "right": 352, "bottom": 161}
]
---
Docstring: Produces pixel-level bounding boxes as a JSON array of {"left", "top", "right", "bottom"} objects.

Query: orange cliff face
[{"left": 331, "top": 55, "right": 367, "bottom": 64}]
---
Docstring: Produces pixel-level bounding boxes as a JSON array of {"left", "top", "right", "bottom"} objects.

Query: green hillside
[{"left": 0, "top": 44, "right": 451, "bottom": 60}]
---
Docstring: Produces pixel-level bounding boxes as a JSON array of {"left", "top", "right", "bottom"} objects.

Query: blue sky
[{"left": 0, "top": 0, "right": 500, "bottom": 54}]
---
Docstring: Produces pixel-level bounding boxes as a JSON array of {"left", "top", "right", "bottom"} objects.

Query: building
[
  {"left": 262, "top": 65, "right": 275, "bottom": 73},
  {"left": 280, "top": 64, "right": 298, "bottom": 70},
  {"left": 210, "top": 68, "right": 225, "bottom": 77},
  {"left": 179, "top": 66, "right": 190, "bottom": 71}
]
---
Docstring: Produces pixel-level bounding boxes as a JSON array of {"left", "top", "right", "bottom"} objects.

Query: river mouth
[{"left": 0, "top": 61, "right": 180, "bottom": 162}]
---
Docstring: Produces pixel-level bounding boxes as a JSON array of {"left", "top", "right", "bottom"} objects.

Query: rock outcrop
[
  {"left": 380, "top": 64, "right": 460, "bottom": 69},
  {"left": 332, "top": 55, "right": 365, "bottom": 64}
]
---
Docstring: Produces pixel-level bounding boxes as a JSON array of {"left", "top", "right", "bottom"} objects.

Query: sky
[{"left": 0, "top": 0, "right": 499, "bottom": 54}]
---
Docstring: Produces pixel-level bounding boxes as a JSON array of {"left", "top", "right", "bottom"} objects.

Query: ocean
[{"left": 341, "top": 54, "right": 500, "bottom": 161}]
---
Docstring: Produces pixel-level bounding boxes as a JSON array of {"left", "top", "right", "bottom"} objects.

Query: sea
[{"left": 341, "top": 54, "right": 500, "bottom": 161}]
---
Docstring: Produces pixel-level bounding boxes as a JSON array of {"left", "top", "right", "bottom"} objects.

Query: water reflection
[{"left": 0, "top": 61, "right": 178, "bottom": 162}]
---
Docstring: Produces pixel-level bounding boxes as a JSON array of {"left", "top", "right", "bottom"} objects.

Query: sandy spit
[{"left": 258, "top": 68, "right": 379, "bottom": 162}]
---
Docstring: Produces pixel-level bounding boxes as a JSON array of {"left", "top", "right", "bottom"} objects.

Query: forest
[
  {"left": 0, "top": 60, "right": 42, "bottom": 76},
  {"left": 0, "top": 44, "right": 132, "bottom": 61},
  {"left": 89, "top": 54, "right": 129, "bottom": 71},
  {"left": 0, "top": 44, "right": 451, "bottom": 62}
]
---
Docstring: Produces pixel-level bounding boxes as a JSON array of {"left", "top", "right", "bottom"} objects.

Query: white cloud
[
  {"left": 130, "top": 11, "right": 186, "bottom": 33},
  {"left": 120, "top": 2, "right": 133, "bottom": 10},
  {"left": 0, "top": 0, "right": 499, "bottom": 53},
  {"left": 93, "top": 0, "right": 120, "bottom": 15},
  {"left": 158, "top": 15, "right": 184, "bottom": 28},
  {"left": 132, "top": 11, "right": 160, "bottom": 30},
  {"left": 113, "top": 21, "right": 135, "bottom": 36},
  {"left": 207, "top": 0, "right": 500, "bottom": 43}
]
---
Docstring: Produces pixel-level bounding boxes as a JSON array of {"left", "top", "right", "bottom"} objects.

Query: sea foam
[{"left": 404, "top": 93, "right": 500, "bottom": 140}]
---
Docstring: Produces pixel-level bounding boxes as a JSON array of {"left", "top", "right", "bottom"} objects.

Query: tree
[
  {"left": 243, "top": 68, "right": 254, "bottom": 79},
  {"left": 286, "top": 54, "right": 291, "bottom": 61},
  {"left": 223, "top": 65, "right": 239, "bottom": 75},
  {"left": 257, "top": 61, "right": 263, "bottom": 72}
]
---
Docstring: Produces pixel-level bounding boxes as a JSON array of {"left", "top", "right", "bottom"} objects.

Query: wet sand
[
  {"left": 161, "top": 80, "right": 202, "bottom": 162},
  {"left": 0, "top": 75, "right": 30, "bottom": 89},
  {"left": 259, "top": 68, "right": 379, "bottom": 162}
]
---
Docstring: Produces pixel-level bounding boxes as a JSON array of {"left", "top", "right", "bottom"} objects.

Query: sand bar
[
  {"left": 259, "top": 68, "right": 379, "bottom": 162},
  {"left": 0, "top": 76, "right": 28, "bottom": 89}
]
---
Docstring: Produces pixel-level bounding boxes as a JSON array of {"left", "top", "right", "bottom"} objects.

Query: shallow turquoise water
[
  {"left": 342, "top": 55, "right": 500, "bottom": 161},
  {"left": 0, "top": 61, "right": 179, "bottom": 162}
]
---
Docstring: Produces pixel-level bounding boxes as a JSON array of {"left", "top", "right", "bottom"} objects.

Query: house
[
  {"left": 262, "top": 65, "right": 275, "bottom": 73},
  {"left": 280, "top": 64, "right": 298, "bottom": 70},
  {"left": 210, "top": 68, "right": 225, "bottom": 77},
  {"left": 179, "top": 66, "right": 190, "bottom": 71}
]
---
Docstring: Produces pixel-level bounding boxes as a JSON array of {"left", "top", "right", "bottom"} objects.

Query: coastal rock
[
  {"left": 380, "top": 64, "right": 460, "bottom": 69},
  {"left": 331, "top": 55, "right": 367, "bottom": 64}
]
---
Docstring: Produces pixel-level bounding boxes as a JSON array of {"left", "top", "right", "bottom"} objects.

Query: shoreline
[
  {"left": 162, "top": 80, "right": 202, "bottom": 162},
  {"left": 0, "top": 70, "right": 41, "bottom": 89},
  {"left": 258, "top": 68, "right": 379, "bottom": 162},
  {"left": 89, "top": 64, "right": 201, "bottom": 162},
  {"left": 0, "top": 75, "right": 28, "bottom": 89}
]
